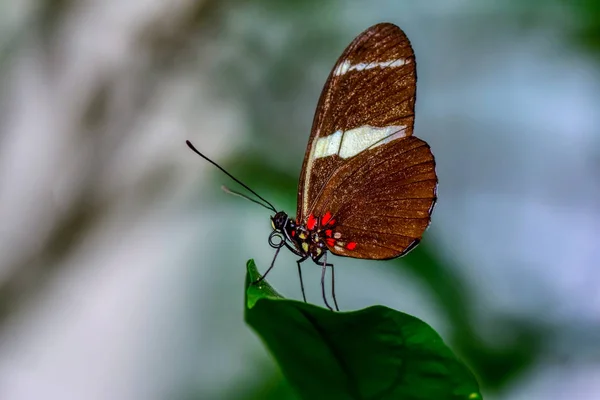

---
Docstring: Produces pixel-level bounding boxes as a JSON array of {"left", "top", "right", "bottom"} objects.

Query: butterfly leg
[
  {"left": 271, "top": 240, "right": 310, "bottom": 303},
  {"left": 320, "top": 263, "right": 334, "bottom": 311},
  {"left": 280, "top": 241, "right": 310, "bottom": 303},
  {"left": 319, "top": 252, "right": 339, "bottom": 311},
  {"left": 330, "top": 262, "right": 340, "bottom": 312},
  {"left": 296, "top": 256, "right": 309, "bottom": 303},
  {"left": 312, "top": 252, "right": 338, "bottom": 311},
  {"left": 254, "top": 245, "right": 282, "bottom": 284}
]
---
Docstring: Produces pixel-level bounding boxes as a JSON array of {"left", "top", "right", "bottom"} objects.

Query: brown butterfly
[{"left": 187, "top": 23, "right": 437, "bottom": 311}]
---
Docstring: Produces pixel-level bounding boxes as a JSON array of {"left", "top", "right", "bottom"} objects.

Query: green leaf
[{"left": 245, "top": 259, "right": 483, "bottom": 400}]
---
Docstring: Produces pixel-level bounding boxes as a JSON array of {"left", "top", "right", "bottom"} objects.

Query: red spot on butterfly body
[
  {"left": 327, "top": 218, "right": 336, "bottom": 226},
  {"left": 326, "top": 238, "right": 336, "bottom": 247},
  {"left": 346, "top": 242, "right": 357, "bottom": 250},
  {"left": 322, "top": 211, "right": 332, "bottom": 226},
  {"left": 307, "top": 214, "right": 317, "bottom": 230},
  {"left": 291, "top": 230, "right": 296, "bottom": 237},
  {"left": 325, "top": 229, "right": 333, "bottom": 237}
]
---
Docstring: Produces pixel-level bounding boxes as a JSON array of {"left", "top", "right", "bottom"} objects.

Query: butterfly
[{"left": 187, "top": 23, "right": 437, "bottom": 311}]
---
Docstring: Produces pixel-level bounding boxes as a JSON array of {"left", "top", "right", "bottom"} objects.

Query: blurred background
[{"left": 0, "top": 0, "right": 599, "bottom": 399}]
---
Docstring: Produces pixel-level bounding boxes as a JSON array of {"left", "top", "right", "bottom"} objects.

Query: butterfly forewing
[{"left": 297, "top": 23, "right": 437, "bottom": 259}]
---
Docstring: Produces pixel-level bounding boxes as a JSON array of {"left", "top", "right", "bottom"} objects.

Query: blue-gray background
[{"left": 0, "top": 1, "right": 598, "bottom": 399}]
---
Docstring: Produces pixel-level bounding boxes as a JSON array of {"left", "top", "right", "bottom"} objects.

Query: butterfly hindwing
[{"left": 314, "top": 136, "right": 436, "bottom": 259}]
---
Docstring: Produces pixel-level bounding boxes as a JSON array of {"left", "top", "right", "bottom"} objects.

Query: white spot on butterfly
[
  {"left": 313, "top": 125, "right": 408, "bottom": 160},
  {"left": 313, "top": 130, "right": 341, "bottom": 159},
  {"left": 334, "top": 58, "right": 410, "bottom": 76}
]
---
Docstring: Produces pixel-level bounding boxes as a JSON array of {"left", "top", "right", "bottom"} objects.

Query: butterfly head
[{"left": 271, "top": 211, "right": 289, "bottom": 232}]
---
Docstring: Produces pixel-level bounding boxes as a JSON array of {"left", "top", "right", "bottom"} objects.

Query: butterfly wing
[
  {"left": 313, "top": 135, "right": 436, "bottom": 259},
  {"left": 297, "top": 23, "right": 437, "bottom": 259}
]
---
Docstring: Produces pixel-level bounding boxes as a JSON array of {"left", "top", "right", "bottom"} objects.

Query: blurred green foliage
[{"left": 570, "top": 0, "right": 600, "bottom": 54}]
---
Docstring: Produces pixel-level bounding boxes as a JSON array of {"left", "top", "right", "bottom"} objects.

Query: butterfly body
[{"left": 271, "top": 211, "right": 358, "bottom": 263}]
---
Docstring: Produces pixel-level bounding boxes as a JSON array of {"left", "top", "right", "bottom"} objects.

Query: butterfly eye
[{"left": 271, "top": 211, "right": 289, "bottom": 230}]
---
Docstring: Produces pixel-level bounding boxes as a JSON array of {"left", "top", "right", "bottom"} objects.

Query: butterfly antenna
[
  {"left": 221, "top": 185, "right": 274, "bottom": 212},
  {"left": 186, "top": 140, "right": 278, "bottom": 213}
]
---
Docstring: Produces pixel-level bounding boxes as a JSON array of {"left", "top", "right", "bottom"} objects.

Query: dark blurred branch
[
  {"left": 0, "top": 194, "right": 106, "bottom": 322},
  {"left": 0, "top": 0, "right": 223, "bottom": 331}
]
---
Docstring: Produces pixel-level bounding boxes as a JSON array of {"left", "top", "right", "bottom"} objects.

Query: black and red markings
[{"left": 286, "top": 211, "right": 357, "bottom": 257}]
